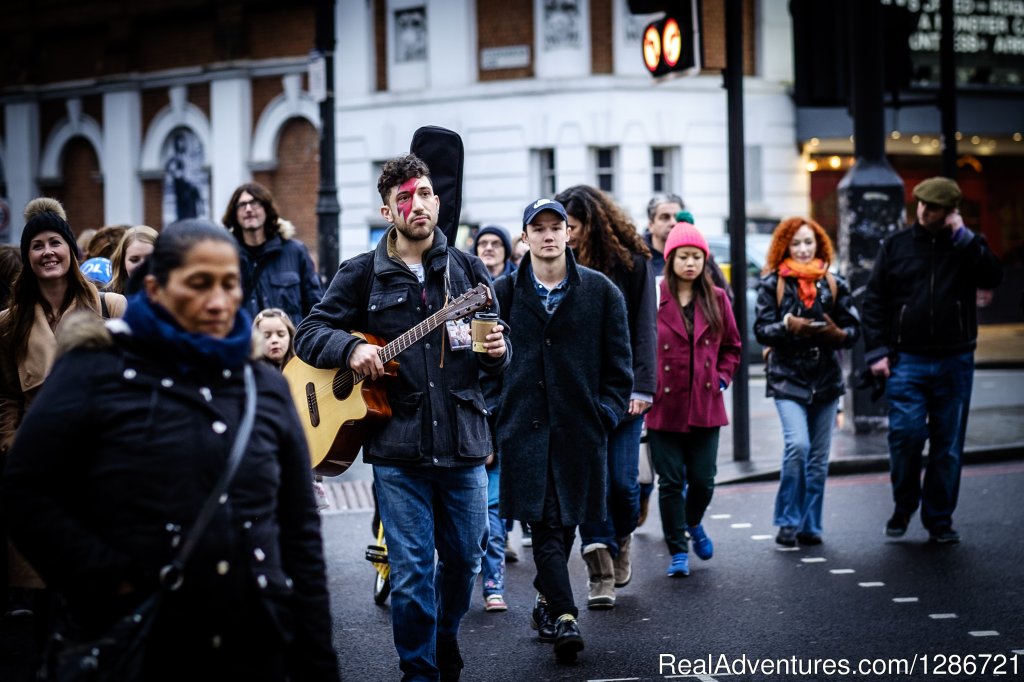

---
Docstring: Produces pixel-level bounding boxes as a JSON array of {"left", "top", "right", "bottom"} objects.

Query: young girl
[
  {"left": 253, "top": 307, "right": 296, "bottom": 369},
  {"left": 645, "top": 217, "right": 741, "bottom": 578},
  {"left": 754, "top": 218, "right": 859, "bottom": 546},
  {"left": 253, "top": 308, "right": 328, "bottom": 511}
]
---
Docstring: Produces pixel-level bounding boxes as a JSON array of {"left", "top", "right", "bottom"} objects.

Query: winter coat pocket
[{"left": 450, "top": 388, "right": 492, "bottom": 459}]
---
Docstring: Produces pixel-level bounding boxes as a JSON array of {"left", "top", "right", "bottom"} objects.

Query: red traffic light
[{"left": 640, "top": 3, "right": 702, "bottom": 79}]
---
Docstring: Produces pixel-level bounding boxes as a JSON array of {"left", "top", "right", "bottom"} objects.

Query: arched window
[{"left": 161, "top": 127, "right": 210, "bottom": 225}]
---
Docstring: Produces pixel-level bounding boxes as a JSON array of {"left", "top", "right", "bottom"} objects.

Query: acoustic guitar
[{"left": 283, "top": 283, "right": 493, "bottom": 475}]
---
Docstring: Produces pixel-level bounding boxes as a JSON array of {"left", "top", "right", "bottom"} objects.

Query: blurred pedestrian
[
  {"left": 754, "top": 217, "right": 860, "bottom": 547},
  {"left": 3, "top": 219, "right": 339, "bottom": 681},
  {"left": 862, "top": 177, "right": 1003, "bottom": 544},
  {"left": 555, "top": 185, "right": 655, "bottom": 609},
  {"left": 646, "top": 219, "right": 741, "bottom": 578},
  {"left": 222, "top": 182, "right": 323, "bottom": 327},
  {"left": 474, "top": 225, "right": 517, "bottom": 280},
  {"left": 0, "top": 245, "right": 22, "bottom": 309},
  {"left": 107, "top": 225, "right": 159, "bottom": 295},
  {"left": 86, "top": 224, "right": 129, "bottom": 260}
]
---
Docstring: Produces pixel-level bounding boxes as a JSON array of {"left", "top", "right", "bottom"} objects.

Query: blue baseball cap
[
  {"left": 522, "top": 198, "right": 568, "bottom": 229},
  {"left": 81, "top": 257, "right": 112, "bottom": 285}
]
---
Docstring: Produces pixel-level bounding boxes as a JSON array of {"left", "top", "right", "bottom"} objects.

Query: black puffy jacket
[
  {"left": 754, "top": 272, "right": 860, "bottom": 404},
  {"left": 239, "top": 235, "right": 323, "bottom": 327},
  {"left": 862, "top": 223, "right": 1003, "bottom": 362},
  {"left": 3, "top": 319, "right": 338, "bottom": 681}
]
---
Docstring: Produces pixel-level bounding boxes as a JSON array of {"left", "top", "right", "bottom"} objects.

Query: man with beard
[
  {"left": 863, "top": 176, "right": 1002, "bottom": 545},
  {"left": 294, "top": 153, "right": 510, "bottom": 681},
  {"left": 222, "top": 182, "right": 323, "bottom": 327}
]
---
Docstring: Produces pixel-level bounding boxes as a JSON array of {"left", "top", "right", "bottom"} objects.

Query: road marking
[
  {"left": 589, "top": 678, "right": 640, "bottom": 681},
  {"left": 750, "top": 534, "right": 773, "bottom": 540},
  {"left": 776, "top": 546, "right": 800, "bottom": 552},
  {"left": 858, "top": 582, "right": 885, "bottom": 587},
  {"left": 892, "top": 597, "right": 919, "bottom": 603},
  {"left": 969, "top": 630, "right": 999, "bottom": 637},
  {"left": 730, "top": 522, "right": 752, "bottom": 528},
  {"left": 1012, "top": 649, "right": 1024, "bottom": 654},
  {"left": 710, "top": 513, "right": 732, "bottom": 519},
  {"left": 830, "top": 569, "right": 855, "bottom": 574},
  {"left": 801, "top": 557, "right": 827, "bottom": 563},
  {"left": 929, "top": 613, "right": 958, "bottom": 619}
]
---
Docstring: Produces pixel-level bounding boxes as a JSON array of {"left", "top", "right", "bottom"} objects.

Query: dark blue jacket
[
  {"left": 239, "top": 235, "right": 323, "bottom": 327},
  {"left": 294, "top": 228, "right": 510, "bottom": 467}
]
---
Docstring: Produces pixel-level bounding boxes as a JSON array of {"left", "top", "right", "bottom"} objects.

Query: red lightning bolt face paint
[{"left": 396, "top": 177, "right": 420, "bottom": 221}]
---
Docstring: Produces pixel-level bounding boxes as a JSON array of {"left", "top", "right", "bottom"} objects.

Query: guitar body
[{"left": 283, "top": 332, "right": 395, "bottom": 476}]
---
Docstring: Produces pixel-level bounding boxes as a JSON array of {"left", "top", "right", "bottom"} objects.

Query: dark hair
[
  {"left": 554, "top": 185, "right": 650, "bottom": 274},
  {"left": 2, "top": 222, "right": 100, "bottom": 362},
  {"left": 763, "top": 217, "right": 834, "bottom": 275},
  {"left": 0, "top": 245, "right": 23, "bottom": 307},
  {"left": 87, "top": 225, "right": 130, "bottom": 260},
  {"left": 149, "top": 219, "right": 239, "bottom": 287},
  {"left": 377, "top": 153, "right": 431, "bottom": 205},
  {"left": 647, "top": 193, "right": 686, "bottom": 222},
  {"left": 664, "top": 246, "right": 724, "bottom": 338},
  {"left": 221, "top": 182, "right": 282, "bottom": 241}
]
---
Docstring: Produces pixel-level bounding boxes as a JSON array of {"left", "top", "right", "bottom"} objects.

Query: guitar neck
[{"left": 350, "top": 305, "right": 459, "bottom": 384}]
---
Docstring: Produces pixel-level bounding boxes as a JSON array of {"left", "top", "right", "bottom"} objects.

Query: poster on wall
[{"left": 162, "top": 128, "right": 209, "bottom": 227}]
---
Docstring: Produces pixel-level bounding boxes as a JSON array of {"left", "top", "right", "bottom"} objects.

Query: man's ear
[
  {"left": 143, "top": 274, "right": 159, "bottom": 299},
  {"left": 380, "top": 204, "right": 393, "bottom": 223}
]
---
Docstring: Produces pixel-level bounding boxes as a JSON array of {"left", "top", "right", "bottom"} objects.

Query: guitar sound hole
[{"left": 332, "top": 370, "right": 356, "bottom": 401}]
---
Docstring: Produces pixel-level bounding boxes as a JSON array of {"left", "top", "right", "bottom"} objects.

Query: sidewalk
[{"left": 715, "top": 367, "right": 1024, "bottom": 484}]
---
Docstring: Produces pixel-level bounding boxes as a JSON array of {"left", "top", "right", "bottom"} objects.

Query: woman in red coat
[{"left": 645, "top": 216, "right": 741, "bottom": 578}]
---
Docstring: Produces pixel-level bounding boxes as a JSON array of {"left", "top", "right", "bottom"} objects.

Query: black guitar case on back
[{"left": 410, "top": 125, "right": 464, "bottom": 246}]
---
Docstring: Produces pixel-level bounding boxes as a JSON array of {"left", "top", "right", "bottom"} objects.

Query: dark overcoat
[
  {"left": 494, "top": 251, "right": 633, "bottom": 526},
  {"left": 2, "top": 317, "right": 338, "bottom": 681}
]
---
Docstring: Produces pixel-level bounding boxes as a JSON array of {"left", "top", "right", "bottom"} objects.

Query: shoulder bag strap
[
  {"left": 100, "top": 293, "right": 109, "bottom": 319},
  {"left": 159, "top": 363, "right": 257, "bottom": 591},
  {"left": 825, "top": 272, "right": 838, "bottom": 307}
]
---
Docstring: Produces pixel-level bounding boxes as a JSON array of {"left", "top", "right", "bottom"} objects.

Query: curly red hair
[{"left": 763, "top": 217, "right": 835, "bottom": 274}]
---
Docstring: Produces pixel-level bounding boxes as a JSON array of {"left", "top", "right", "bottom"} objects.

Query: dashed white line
[
  {"left": 929, "top": 613, "right": 958, "bottom": 619},
  {"left": 1012, "top": 649, "right": 1024, "bottom": 655},
  {"left": 776, "top": 546, "right": 800, "bottom": 552},
  {"left": 710, "top": 514, "right": 732, "bottom": 519},
  {"left": 969, "top": 630, "right": 1000, "bottom": 637},
  {"left": 588, "top": 678, "right": 640, "bottom": 681},
  {"left": 751, "top": 534, "right": 773, "bottom": 540},
  {"left": 730, "top": 522, "right": 752, "bottom": 528},
  {"left": 858, "top": 582, "right": 885, "bottom": 587},
  {"left": 892, "top": 597, "right": 919, "bottom": 603},
  {"left": 801, "top": 557, "right": 827, "bottom": 563},
  {"left": 830, "top": 569, "right": 856, "bottom": 574}
]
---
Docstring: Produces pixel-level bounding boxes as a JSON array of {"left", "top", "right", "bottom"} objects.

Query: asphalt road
[{"left": 325, "top": 461, "right": 1024, "bottom": 681}]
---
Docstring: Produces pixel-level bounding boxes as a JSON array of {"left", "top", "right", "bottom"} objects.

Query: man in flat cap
[{"left": 862, "top": 176, "right": 1002, "bottom": 545}]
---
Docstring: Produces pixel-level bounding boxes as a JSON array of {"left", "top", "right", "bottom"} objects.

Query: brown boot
[
  {"left": 637, "top": 494, "right": 651, "bottom": 527},
  {"left": 613, "top": 534, "right": 632, "bottom": 587},
  {"left": 581, "top": 546, "right": 615, "bottom": 609}
]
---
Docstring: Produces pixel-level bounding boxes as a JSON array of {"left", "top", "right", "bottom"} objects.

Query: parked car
[{"left": 706, "top": 234, "right": 772, "bottom": 363}]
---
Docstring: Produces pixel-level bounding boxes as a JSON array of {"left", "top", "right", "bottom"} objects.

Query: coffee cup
[{"left": 472, "top": 313, "right": 498, "bottom": 353}]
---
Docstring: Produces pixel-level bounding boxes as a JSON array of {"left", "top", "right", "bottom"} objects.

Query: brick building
[{"left": 0, "top": 0, "right": 323, "bottom": 252}]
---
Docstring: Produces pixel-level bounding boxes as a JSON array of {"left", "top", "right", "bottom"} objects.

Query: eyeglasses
[{"left": 237, "top": 199, "right": 262, "bottom": 210}]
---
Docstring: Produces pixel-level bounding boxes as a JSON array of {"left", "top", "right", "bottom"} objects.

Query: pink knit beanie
[{"left": 664, "top": 216, "right": 708, "bottom": 258}]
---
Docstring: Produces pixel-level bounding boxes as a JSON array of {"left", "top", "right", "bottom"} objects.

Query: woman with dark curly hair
[
  {"left": 553, "top": 185, "right": 656, "bottom": 609},
  {"left": 754, "top": 217, "right": 860, "bottom": 547}
]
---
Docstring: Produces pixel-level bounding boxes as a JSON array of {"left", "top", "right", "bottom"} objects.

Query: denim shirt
[{"left": 529, "top": 263, "right": 570, "bottom": 315}]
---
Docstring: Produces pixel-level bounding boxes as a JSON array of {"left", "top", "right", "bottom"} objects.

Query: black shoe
[
  {"left": 553, "top": 615, "right": 584, "bottom": 663},
  {"left": 775, "top": 526, "right": 797, "bottom": 547},
  {"left": 437, "top": 638, "right": 464, "bottom": 682},
  {"left": 796, "top": 532, "right": 823, "bottom": 546},
  {"left": 928, "top": 525, "right": 961, "bottom": 544},
  {"left": 885, "top": 510, "right": 910, "bottom": 538},
  {"left": 531, "top": 594, "right": 556, "bottom": 643}
]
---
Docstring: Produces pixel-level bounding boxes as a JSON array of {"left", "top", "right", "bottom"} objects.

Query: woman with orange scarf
[{"left": 754, "top": 218, "right": 860, "bottom": 547}]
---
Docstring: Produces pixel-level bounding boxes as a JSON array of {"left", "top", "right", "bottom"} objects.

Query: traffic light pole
[
  {"left": 315, "top": 0, "right": 340, "bottom": 280},
  {"left": 725, "top": 0, "right": 749, "bottom": 462}
]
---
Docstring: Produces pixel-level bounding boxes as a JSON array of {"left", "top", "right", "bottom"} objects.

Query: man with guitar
[{"left": 294, "top": 153, "right": 509, "bottom": 682}]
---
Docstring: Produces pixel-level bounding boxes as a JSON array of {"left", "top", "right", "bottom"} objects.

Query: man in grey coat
[{"left": 492, "top": 198, "right": 633, "bottom": 664}]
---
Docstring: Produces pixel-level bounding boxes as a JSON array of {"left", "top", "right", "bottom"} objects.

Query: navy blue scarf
[{"left": 122, "top": 292, "right": 253, "bottom": 374}]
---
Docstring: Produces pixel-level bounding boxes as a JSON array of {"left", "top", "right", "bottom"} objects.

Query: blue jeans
[
  {"left": 481, "top": 467, "right": 506, "bottom": 596},
  {"left": 886, "top": 352, "right": 974, "bottom": 530},
  {"left": 773, "top": 398, "right": 839, "bottom": 536},
  {"left": 373, "top": 464, "right": 488, "bottom": 682},
  {"left": 579, "top": 415, "right": 643, "bottom": 556}
]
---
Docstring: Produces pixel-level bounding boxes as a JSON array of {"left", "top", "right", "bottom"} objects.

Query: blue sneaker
[
  {"left": 667, "top": 552, "right": 690, "bottom": 577},
  {"left": 688, "top": 524, "right": 713, "bottom": 560}
]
